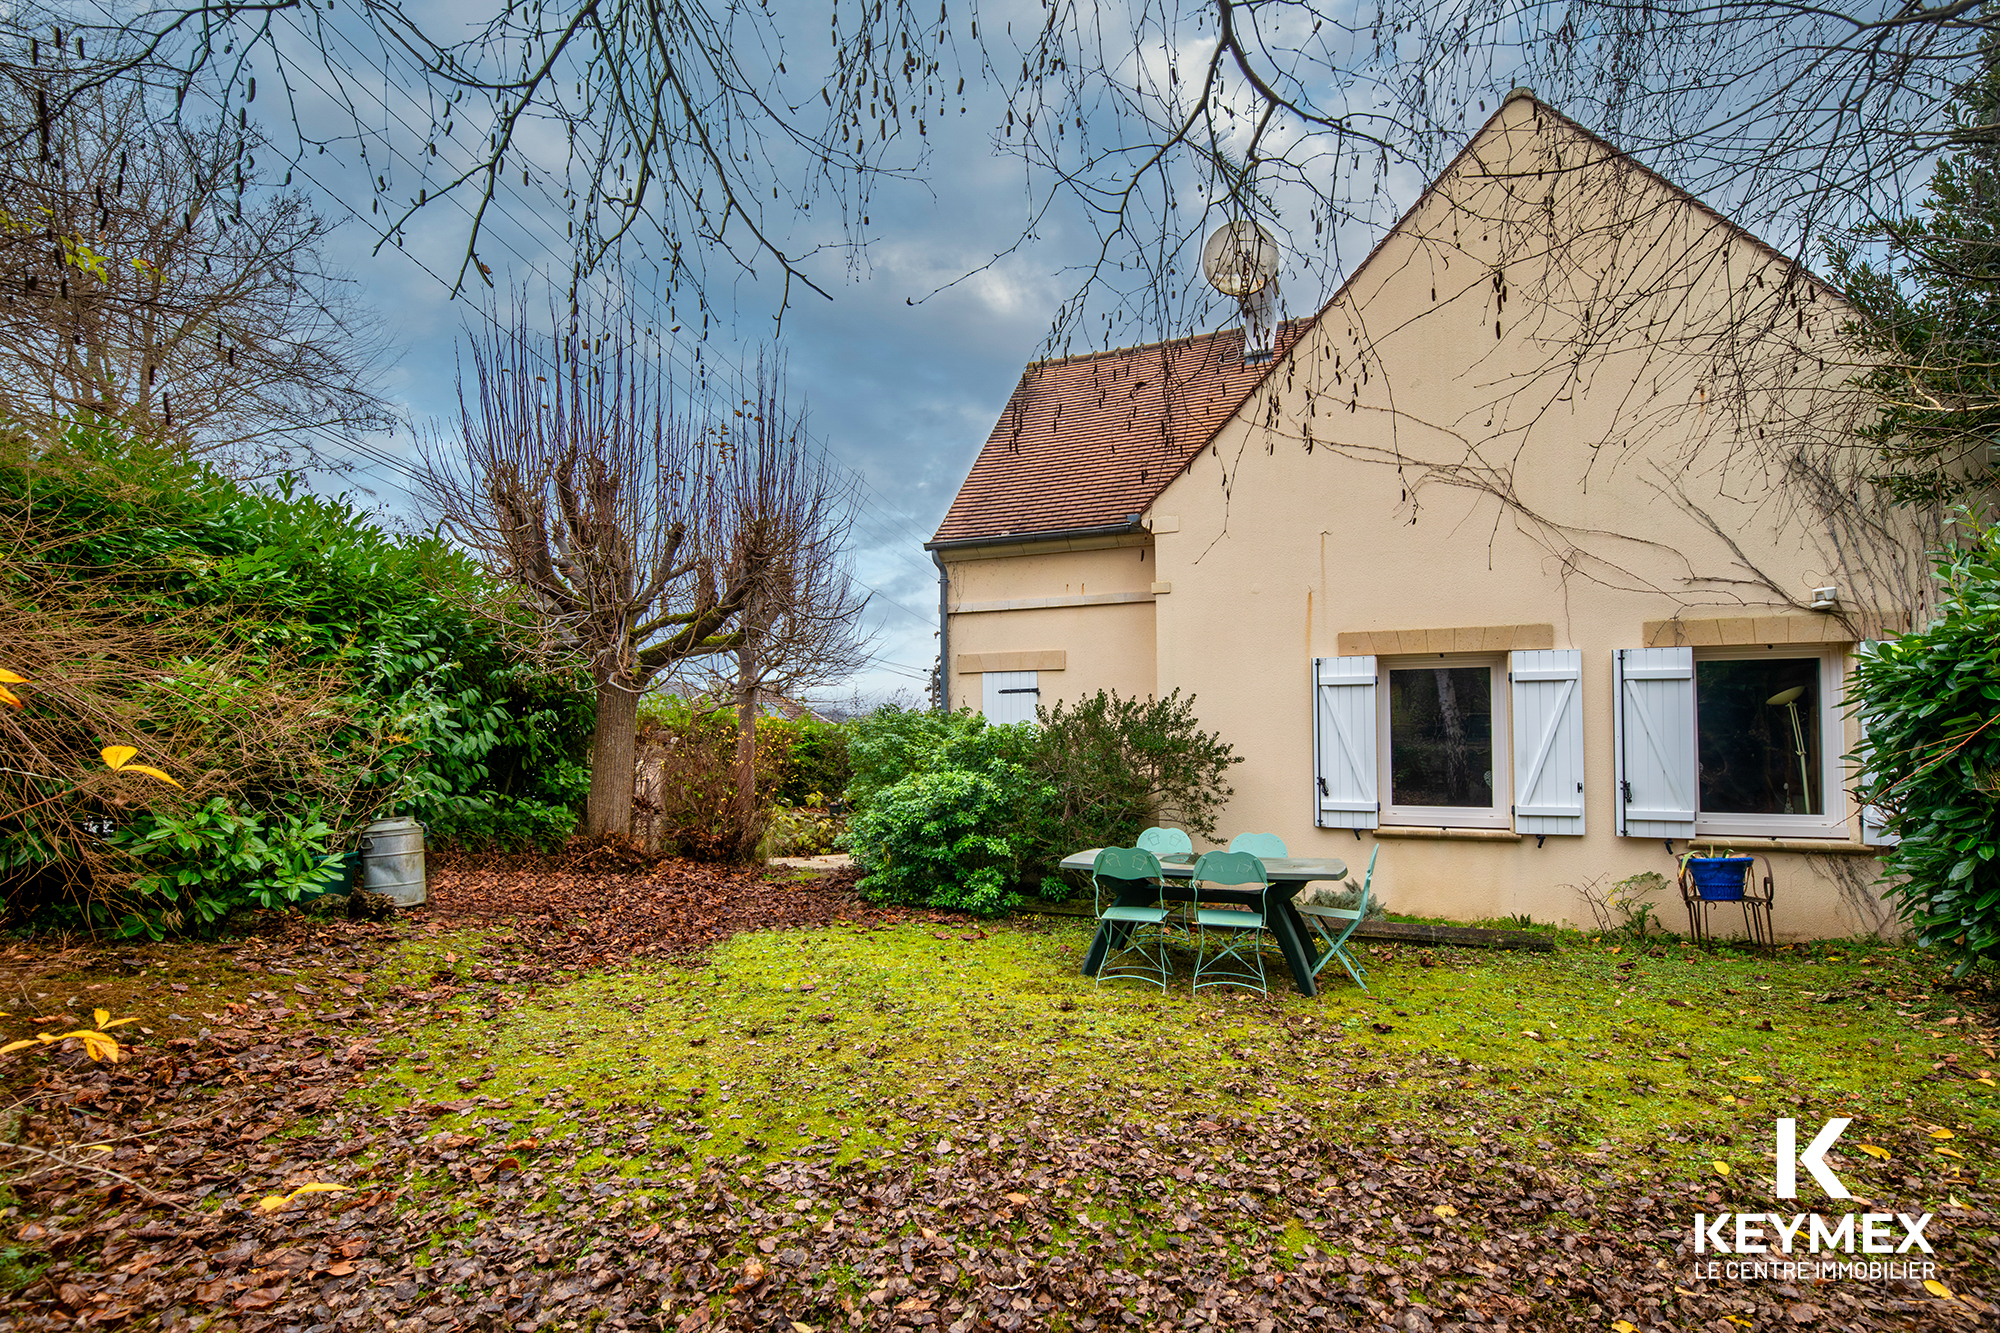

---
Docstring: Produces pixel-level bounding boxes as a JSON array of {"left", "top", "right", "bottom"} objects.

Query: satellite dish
[{"left": 1200, "top": 221, "right": 1279, "bottom": 298}]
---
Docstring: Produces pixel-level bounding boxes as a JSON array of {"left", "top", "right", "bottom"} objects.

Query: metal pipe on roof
[{"left": 931, "top": 548, "right": 950, "bottom": 713}]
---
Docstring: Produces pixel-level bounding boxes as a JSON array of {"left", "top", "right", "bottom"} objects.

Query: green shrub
[
  {"left": 1032, "top": 689, "right": 1241, "bottom": 855},
  {"left": 760, "top": 715, "right": 852, "bottom": 807},
  {"left": 758, "top": 806, "right": 846, "bottom": 859},
  {"left": 846, "top": 704, "right": 972, "bottom": 807},
  {"left": 1853, "top": 521, "right": 2000, "bottom": 972},
  {"left": 843, "top": 765, "right": 1047, "bottom": 916},
  {"left": 841, "top": 693, "right": 1239, "bottom": 914},
  {"left": 0, "top": 422, "right": 591, "bottom": 934}
]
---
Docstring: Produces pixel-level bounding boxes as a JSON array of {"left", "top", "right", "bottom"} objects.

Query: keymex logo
[
  {"left": 1689, "top": 1118, "right": 1939, "bottom": 1283},
  {"left": 1776, "top": 1116, "right": 1851, "bottom": 1198}
]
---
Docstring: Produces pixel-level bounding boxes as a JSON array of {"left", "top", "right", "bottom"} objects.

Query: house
[{"left": 927, "top": 90, "right": 1942, "bottom": 938}]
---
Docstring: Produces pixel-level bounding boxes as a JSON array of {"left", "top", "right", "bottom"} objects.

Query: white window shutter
[
  {"left": 1856, "top": 641, "right": 1899, "bottom": 847},
  {"left": 1614, "top": 647, "right": 1697, "bottom": 838},
  {"left": 1510, "top": 649, "right": 1585, "bottom": 836},
  {"left": 981, "top": 671, "right": 1039, "bottom": 724},
  {"left": 1313, "top": 656, "right": 1379, "bottom": 829}
]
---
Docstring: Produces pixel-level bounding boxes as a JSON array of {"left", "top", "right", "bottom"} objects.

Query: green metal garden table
[{"left": 1058, "top": 849, "right": 1349, "bottom": 997}]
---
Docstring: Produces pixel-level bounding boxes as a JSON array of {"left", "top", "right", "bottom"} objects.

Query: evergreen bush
[{"left": 1853, "top": 521, "right": 2000, "bottom": 972}]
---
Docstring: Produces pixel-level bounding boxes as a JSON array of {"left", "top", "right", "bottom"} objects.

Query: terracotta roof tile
[{"left": 932, "top": 324, "right": 1298, "bottom": 545}]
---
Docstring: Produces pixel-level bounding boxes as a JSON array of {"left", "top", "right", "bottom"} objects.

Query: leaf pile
[
  {"left": 426, "top": 858, "right": 944, "bottom": 972},
  {"left": 6, "top": 1060, "right": 1997, "bottom": 1331}
]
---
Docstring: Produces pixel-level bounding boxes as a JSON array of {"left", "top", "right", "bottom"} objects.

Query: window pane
[
  {"left": 1696, "top": 658, "right": 1822, "bottom": 815},
  {"left": 1389, "top": 667, "right": 1494, "bottom": 807}
]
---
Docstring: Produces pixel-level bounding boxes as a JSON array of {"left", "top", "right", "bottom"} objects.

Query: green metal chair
[
  {"left": 1293, "top": 844, "right": 1377, "bottom": 992},
  {"left": 1189, "top": 850, "right": 1273, "bottom": 997},
  {"left": 1136, "top": 826, "right": 1194, "bottom": 859},
  {"left": 1227, "top": 832, "right": 1288, "bottom": 858},
  {"left": 1090, "top": 846, "right": 1175, "bottom": 991}
]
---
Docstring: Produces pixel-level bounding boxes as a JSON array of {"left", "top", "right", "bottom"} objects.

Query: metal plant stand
[{"left": 1678, "top": 856, "right": 1775, "bottom": 947}]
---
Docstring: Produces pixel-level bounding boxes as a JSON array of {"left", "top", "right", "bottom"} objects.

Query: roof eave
[{"left": 925, "top": 516, "right": 1147, "bottom": 553}]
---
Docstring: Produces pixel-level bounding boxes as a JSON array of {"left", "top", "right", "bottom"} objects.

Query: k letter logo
[{"left": 1776, "top": 1117, "right": 1852, "bottom": 1199}]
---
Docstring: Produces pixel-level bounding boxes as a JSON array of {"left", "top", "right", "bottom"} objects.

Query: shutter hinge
[
  {"left": 1621, "top": 779, "right": 1633, "bottom": 803},
  {"left": 1318, "top": 777, "right": 1328, "bottom": 796}
]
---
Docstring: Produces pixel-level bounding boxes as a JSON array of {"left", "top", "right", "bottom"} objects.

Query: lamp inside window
[{"left": 1695, "top": 658, "right": 1822, "bottom": 816}]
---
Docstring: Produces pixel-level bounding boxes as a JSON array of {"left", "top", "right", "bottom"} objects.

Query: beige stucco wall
[
  {"left": 941, "top": 535, "right": 1158, "bottom": 713},
  {"left": 1133, "top": 95, "right": 1924, "bottom": 940}
]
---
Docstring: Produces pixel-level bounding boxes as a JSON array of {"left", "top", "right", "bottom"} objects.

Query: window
[
  {"left": 1379, "top": 656, "right": 1510, "bottom": 828},
  {"left": 981, "top": 670, "right": 1039, "bottom": 724},
  {"left": 1693, "top": 648, "right": 1844, "bottom": 839},
  {"left": 1614, "top": 645, "right": 1848, "bottom": 840},
  {"left": 1314, "top": 649, "right": 1585, "bottom": 835},
  {"left": 1696, "top": 657, "right": 1822, "bottom": 817}
]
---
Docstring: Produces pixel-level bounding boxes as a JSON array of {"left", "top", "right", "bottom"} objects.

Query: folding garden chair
[
  {"left": 1136, "top": 826, "right": 1194, "bottom": 858},
  {"left": 1189, "top": 850, "right": 1273, "bottom": 997},
  {"left": 1090, "top": 846, "right": 1175, "bottom": 991},
  {"left": 1227, "top": 832, "right": 1288, "bottom": 858},
  {"left": 1293, "top": 844, "right": 1376, "bottom": 992}
]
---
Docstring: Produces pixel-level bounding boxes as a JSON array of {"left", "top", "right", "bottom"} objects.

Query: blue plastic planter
[{"left": 1686, "top": 856, "right": 1754, "bottom": 902}]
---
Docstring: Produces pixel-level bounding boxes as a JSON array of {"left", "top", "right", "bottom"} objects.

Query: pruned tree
[
  {"left": 420, "top": 296, "right": 870, "bottom": 842},
  {"left": 665, "top": 357, "right": 872, "bottom": 840},
  {"left": 0, "top": 46, "right": 393, "bottom": 463}
]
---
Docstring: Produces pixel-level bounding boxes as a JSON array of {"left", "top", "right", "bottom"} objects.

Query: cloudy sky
[{"left": 208, "top": 0, "right": 1450, "bottom": 705}]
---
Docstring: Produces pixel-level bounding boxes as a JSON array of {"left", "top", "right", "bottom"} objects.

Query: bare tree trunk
[
  {"left": 587, "top": 676, "right": 640, "bottom": 840},
  {"left": 732, "top": 590, "right": 763, "bottom": 857}
]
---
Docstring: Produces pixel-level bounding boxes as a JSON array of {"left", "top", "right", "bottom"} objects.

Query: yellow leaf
[
  {"left": 0, "top": 684, "right": 21, "bottom": 711},
  {"left": 1430, "top": 1203, "right": 1458, "bottom": 1218},
  {"left": 1721, "top": 1094, "right": 1737, "bottom": 1104},
  {"left": 1929, "top": 1127, "right": 1956, "bottom": 1140},
  {"left": 72, "top": 1031, "right": 122, "bottom": 1062},
  {"left": 100, "top": 745, "right": 138, "bottom": 771},
  {"left": 93, "top": 1009, "right": 108, "bottom": 1029},
  {"left": 1977, "top": 1078, "right": 1996, "bottom": 1087},
  {"left": 1935, "top": 1146, "right": 1966, "bottom": 1159},
  {"left": 1725, "top": 1318, "right": 1752, "bottom": 1328},
  {"left": 1740, "top": 1075, "right": 1764, "bottom": 1083},
  {"left": 1713, "top": 1161, "right": 1731, "bottom": 1176},
  {"left": 0, "top": 668, "right": 26, "bottom": 684},
  {"left": 119, "top": 763, "right": 181, "bottom": 788},
  {"left": 100, "top": 1017, "right": 137, "bottom": 1029},
  {"left": 1924, "top": 1279, "right": 1958, "bottom": 1301},
  {"left": 258, "top": 1183, "right": 351, "bottom": 1213},
  {"left": 0, "top": 1040, "right": 37, "bottom": 1055},
  {"left": 1859, "top": 1143, "right": 1891, "bottom": 1160},
  {"left": 1613, "top": 1321, "right": 1638, "bottom": 1333}
]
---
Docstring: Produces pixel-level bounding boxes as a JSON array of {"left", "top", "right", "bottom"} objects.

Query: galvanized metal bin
[{"left": 358, "top": 816, "right": 427, "bottom": 906}]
